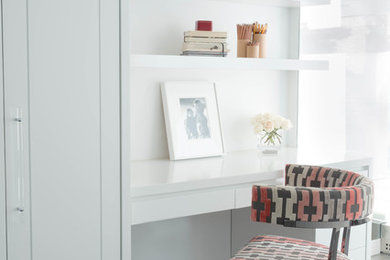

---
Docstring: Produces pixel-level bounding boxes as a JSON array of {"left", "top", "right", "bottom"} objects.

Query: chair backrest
[
  {"left": 251, "top": 164, "right": 374, "bottom": 225},
  {"left": 251, "top": 164, "right": 374, "bottom": 259}
]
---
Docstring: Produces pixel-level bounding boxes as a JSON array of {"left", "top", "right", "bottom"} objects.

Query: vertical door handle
[{"left": 15, "top": 108, "right": 25, "bottom": 213}]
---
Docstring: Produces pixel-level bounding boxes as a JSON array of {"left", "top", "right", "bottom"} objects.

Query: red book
[{"left": 196, "top": 20, "right": 212, "bottom": 31}]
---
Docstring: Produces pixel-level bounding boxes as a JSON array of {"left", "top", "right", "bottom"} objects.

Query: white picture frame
[{"left": 161, "top": 81, "right": 225, "bottom": 160}]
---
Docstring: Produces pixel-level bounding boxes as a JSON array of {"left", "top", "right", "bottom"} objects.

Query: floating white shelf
[
  {"left": 201, "top": 0, "right": 330, "bottom": 8},
  {"left": 130, "top": 54, "right": 329, "bottom": 71},
  {"left": 210, "top": 0, "right": 300, "bottom": 7}
]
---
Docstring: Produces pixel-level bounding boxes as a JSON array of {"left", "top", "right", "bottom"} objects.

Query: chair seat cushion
[{"left": 231, "top": 235, "right": 350, "bottom": 260}]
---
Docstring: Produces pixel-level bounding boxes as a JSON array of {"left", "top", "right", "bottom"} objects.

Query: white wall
[
  {"left": 298, "top": 54, "right": 346, "bottom": 152},
  {"left": 130, "top": 0, "right": 299, "bottom": 160},
  {"left": 299, "top": 0, "right": 390, "bottom": 221},
  {"left": 131, "top": 69, "right": 297, "bottom": 160},
  {"left": 130, "top": 0, "right": 294, "bottom": 58},
  {"left": 299, "top": 0, "right": 390, "bottom": 178}
]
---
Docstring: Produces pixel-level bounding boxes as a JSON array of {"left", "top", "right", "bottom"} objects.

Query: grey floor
[{"left": 372, "top": 254, "right": 390, "bottom": 260}]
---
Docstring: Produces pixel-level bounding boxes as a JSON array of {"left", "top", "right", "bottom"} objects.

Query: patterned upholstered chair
[{"left": 231, "top": 164, "right": 374, "bottom": 260}]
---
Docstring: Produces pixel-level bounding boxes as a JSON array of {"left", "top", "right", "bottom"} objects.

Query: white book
[
  {"left": 182, "top": 42, "right": 228, "bottom": 52},
  {"left": 184, "top": 37, "right": 228, "bottom": 43},
  {"left": 181, "top": 51, "right": 228, "bottom": 57},
  {"left": 184, "top": 31, "right": 227, "bottom": 38},
  {"left": 182, "top": 48, "right": 231, "bottom": 53}
]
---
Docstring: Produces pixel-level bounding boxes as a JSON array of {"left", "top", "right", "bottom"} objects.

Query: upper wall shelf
[
  {"left": 210, "top": 0, "right": 299, "bottom": 7},
  {"left": 130, "top": 55, "right": 329, "bottom": 71},
  {"left": 207, "top": 0, "right": 330, "bottom": 7}
]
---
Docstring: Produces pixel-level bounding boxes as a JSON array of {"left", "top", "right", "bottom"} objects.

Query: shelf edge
[{"left": 130, "top": 55, "right": 329, "bottom": 71}]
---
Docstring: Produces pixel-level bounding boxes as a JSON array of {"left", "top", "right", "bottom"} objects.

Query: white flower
[
  {"left": 251, "top": 115, "right": 261, "bottom": 125},
  {"left": 263, "top": 120, "right": 274, "bottom": 132},
  {"left": 251, "top": 113, "right": 292, "bottom": 134},
  {"left": 273, "top": 115, "right": 283, "bottom": 129},
  {"left": 254, "top": 125, "right": 264, "bottom": 134},
  {"left": 262, "top": 113, "right": 271, "bottom": 121},
  {"left": 281, "top": 119, "right": 292, "bottom": 130}
]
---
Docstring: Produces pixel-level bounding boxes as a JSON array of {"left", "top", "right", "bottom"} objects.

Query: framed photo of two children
[{"left": 161, "top": 81, "right": 225, "bottom": 160}]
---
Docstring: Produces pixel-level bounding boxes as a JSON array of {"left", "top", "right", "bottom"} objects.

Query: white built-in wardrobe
[{"left": 0, "top": 0, "right": 123, "bottom": 260}]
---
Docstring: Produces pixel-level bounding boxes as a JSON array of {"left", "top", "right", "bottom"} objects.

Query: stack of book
[{"left": 182, "top": 31, "right": 229, "bottom": 57}]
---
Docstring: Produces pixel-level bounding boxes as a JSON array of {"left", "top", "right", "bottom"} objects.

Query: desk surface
[{"left": 131, "top": 147, "right": 371, "bottom": 198}]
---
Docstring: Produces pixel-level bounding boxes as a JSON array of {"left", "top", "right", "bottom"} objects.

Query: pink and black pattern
[
  {"left": 251, "top": 164, "right": 373, "bottom": 225},
  {"left": 231, "top": 235, "right": 350, "bottom": 260},
  {"left": 232, "top": 165, "right": 373, "bottom": 260}
]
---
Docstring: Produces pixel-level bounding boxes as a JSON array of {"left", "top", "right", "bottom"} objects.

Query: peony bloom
[
  {"left": 251, "top": 113, "right": 292, "bottom": 133},
  {"left": 273, "top": 115, "right": 283, "bottom": 129},
  {"left": 281, "top": 119, "right": 292, "bottom": 130},
  {"left": 263, "top": 120, "right": 274, "bottom": 132},
  {"left": 251, "top": 113, "right": 293, "bottom": 149},
  {"left": 254, "top": 125, "right": 264, "bottom": 134}
]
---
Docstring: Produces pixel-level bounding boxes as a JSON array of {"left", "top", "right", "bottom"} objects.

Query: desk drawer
[
  {"left": 235, "top": 186, "right": 252, "bottom": 209},
  {"left": 132, "top": 189, "right": 235, "bottom": 225},
  {"left": 235, "top": 179, "right": 284, "bottom": 209}
]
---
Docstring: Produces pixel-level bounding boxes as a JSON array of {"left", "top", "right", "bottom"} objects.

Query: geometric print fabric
[
  {"left": 251, "top": 164, "right": 374, "bottom": 224},
  {"left": 232, "top": 165, "right": 374, "bottom": 260},
  {"left": 230, "top": 235, "right": 351, "bottom": 260}
]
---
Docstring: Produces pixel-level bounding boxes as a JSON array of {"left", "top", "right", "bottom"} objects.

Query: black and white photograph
[
  {"left": 180, "top": 98, "right": 211, "bottom": 140},
  {"left": 161, "top": 81, "right": 224, "bottom": 160}
]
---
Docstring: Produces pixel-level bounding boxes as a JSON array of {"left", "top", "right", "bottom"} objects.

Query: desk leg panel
[{"left": 132, "top": 210, "right": 231, "bottom": 260}]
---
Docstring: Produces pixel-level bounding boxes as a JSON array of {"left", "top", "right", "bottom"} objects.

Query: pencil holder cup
[
  {"left": 237, "top": 39, "right": 250, "bottom": 58},
  {"left": 246, "top": 45, "right": 259, "bottom": 58},
  {"left": 253, "top": 34, "right": 267, "bottom": 58}
]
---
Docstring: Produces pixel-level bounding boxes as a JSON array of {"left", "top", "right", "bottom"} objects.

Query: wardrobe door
[
  {"left": 0, "top": 3, "right": 7, "bottom": 259},
  {"left": 2, "top": 0, "right": 121, "bottom": 259},
  {"left": 0, "top": 73, "right": 6, "bottom": 260},
  {"left": 27, "top": 0, "right": 102, "bottom": 259},
  {"left": 2, "top": 0, "right": 32, "bottom": 259}
]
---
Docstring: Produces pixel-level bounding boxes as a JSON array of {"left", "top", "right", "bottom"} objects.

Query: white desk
[
  {"left": 131, "top": 147, "right": 371, "bottom": 223},
  {"left": 130, "top": 148, "right": 372, "bottom": 260}
]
